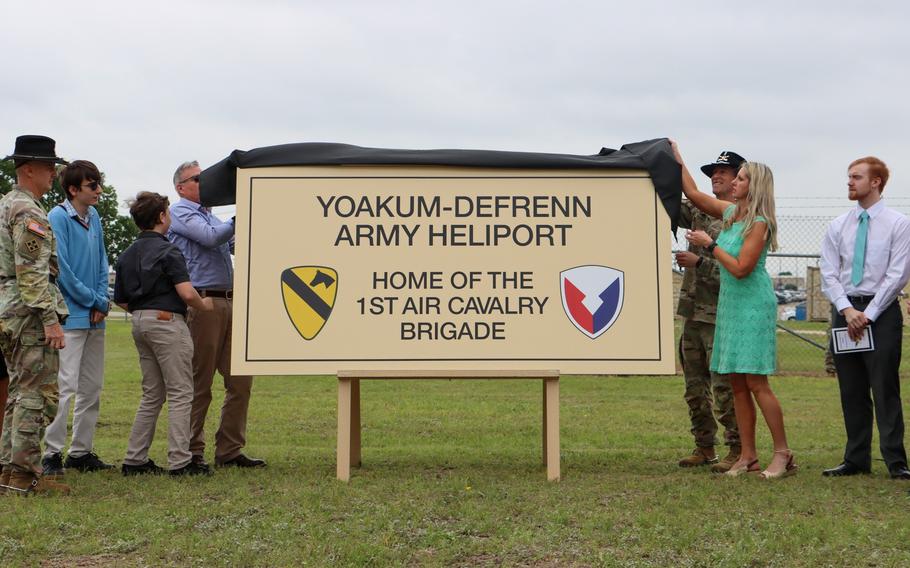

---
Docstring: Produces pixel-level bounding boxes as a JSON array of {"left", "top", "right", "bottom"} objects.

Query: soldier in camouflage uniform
[
  {"left": 675, "top": 151, "right": 745, "bottom": 472},
  {"left": 0, "top": 135, "right": 70, "bottom": 496}
]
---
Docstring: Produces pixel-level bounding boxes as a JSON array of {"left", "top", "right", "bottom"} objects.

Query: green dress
[{"left": 710, "top": 205, "right": 776, "bottom": 375}]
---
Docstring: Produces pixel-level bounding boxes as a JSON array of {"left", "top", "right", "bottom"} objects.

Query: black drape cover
[{"left": 201, "top": 138, "right": 682, "bottom": 231}]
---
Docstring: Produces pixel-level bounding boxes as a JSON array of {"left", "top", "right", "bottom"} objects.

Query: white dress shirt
[{"left": 820, "top": 199, "right": 910, "bottom": 321}]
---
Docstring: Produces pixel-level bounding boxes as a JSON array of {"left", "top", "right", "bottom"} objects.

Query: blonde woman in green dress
[{"left": 671, "top": 141, "right": 797, "bottom": 479}]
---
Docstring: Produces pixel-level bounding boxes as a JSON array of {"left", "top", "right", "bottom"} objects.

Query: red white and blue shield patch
[{"left": 560, "top": 265, "right": 624, "bottom": 339}]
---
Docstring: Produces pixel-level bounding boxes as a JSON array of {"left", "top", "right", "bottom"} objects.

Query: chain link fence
[{"left": 673, "top": 214, "right": 910, "bottom": 377}]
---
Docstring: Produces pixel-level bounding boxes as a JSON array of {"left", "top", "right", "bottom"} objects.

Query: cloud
[{"left": 2, "top": 0, "right": 907, "bottom": 216}]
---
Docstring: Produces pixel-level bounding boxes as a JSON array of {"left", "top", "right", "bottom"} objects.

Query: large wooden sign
[{"left": 231, "top": 165, "right": 674, "bottom": 375}]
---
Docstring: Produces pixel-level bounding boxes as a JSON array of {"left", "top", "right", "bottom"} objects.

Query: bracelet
[{"left": 706, "top": 240, "right": 718, "bottom": 254}]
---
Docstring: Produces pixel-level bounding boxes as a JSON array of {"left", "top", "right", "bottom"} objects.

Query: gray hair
[{"left": 173, "top": 160, "right": 199, "bottom": 186}]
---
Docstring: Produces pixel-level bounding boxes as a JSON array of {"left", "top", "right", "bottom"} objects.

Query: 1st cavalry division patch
[{"left": 280, "top": 266, "right": 338, "bottom": 340}]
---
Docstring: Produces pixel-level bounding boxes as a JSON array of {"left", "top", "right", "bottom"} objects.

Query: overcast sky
[{"left": 3, "top": 1, "right": 908, "bottom": 225}]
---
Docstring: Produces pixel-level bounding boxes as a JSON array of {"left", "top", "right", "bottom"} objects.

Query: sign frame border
[{"left": 237, "top": 173, "right": 669, "bottom": 365}]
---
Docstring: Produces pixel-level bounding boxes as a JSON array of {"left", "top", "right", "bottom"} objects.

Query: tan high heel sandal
[
  {"left": 760, "top": 449, "right": 798, "bottom": 479},
  {"left": 724, "top": 458, "right": 760, "bottom": 477}
]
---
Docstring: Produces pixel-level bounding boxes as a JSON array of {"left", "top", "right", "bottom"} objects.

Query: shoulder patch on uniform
[
  {"left": 18, "top": 235, "right": 43, "bottom": 260},
  {"left": 27, "top": 220, "right": 47, "bottom": 238}
]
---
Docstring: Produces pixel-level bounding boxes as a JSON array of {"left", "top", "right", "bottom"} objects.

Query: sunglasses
[
  {"left": 179, "top": 174, "right": 200, "bottom": 184},
  {"left": 80, "top": 181, "right": 102, "bottom": 190}
]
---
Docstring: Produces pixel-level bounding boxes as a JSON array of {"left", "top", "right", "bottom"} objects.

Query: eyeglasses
[
  {"left": 178, "top": 174, "right": 200, "bottom": 185},
  {"left": 80, "top": 181, "right": 102, "bottom": 191}
]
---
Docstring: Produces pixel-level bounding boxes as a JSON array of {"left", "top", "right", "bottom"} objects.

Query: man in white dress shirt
[{"left": 820, "top": 156, "right": 910, "bottom": 479}]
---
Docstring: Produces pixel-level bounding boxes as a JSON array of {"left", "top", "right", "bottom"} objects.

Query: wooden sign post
[{"left": 336, "top": 371, "right": 561, "bottom": 481}]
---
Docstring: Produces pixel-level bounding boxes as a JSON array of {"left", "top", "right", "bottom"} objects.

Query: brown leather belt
[{"left": 197, "top": 288, "right": 232, "bottom": 299}]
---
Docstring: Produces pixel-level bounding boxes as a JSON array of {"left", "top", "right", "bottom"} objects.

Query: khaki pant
[
  {"left": 123, "top": 311, "right": 193, "bottom": 470},
  {"left": 44, "top": 327, "right": 105, "bottom": 458},
  {"left": 187, "top": 297, "right": 252, "bottom": 463}
]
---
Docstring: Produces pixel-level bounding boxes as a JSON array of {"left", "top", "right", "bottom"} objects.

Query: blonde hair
[{"left": 723, "top": 162, "right": 778, "bottom": 252}]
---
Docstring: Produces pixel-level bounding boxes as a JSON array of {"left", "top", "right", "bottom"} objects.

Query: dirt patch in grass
[{"left": 40, "top": 554, "right": 135, "bottom": 568}]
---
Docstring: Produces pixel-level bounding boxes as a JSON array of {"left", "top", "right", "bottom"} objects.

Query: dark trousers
[{"left": 831, "top": 299, "right": 907, "bottom": 471}]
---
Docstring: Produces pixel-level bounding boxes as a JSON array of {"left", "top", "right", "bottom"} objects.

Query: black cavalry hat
[
  {"left": 3, "top": 135, "right": 68, "bottom": 167},
  {"left": 700, "top": 151, "right": 745, "bottom": 177}
]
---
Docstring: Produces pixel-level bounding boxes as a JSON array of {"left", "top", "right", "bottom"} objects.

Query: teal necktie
[{"left": 851, "top": 210, "right": 869, "bottom": 286}]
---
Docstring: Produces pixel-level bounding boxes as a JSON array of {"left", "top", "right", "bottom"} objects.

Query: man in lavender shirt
[{"left": 167, "top": 161, "right": 265, "bottom": 469}]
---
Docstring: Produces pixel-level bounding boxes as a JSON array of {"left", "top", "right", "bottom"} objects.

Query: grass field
[{"left": 2, "top": 319, "right": 910, "bottom": 566}]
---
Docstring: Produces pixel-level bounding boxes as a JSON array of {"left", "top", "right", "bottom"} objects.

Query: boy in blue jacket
[{"left": 42, "top": 160, "right": 114, "bottom": 473}]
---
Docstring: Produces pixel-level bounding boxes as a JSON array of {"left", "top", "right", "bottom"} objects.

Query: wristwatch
[{"left": 706, "top": 240, "right": 718, "bottom": 254}]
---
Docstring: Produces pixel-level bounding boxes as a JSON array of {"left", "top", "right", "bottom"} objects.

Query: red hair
[{"left": 849, "top": 156, "right": 890, "bottom": 190}]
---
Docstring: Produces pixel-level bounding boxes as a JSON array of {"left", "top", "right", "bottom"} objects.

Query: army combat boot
[
  {"left": 4, "top": 471, "right": 71, "bottom": 496},
  {"left": 678, "top": 447, "right": 718, "bottom": 467},
  {"left": 0, "top": 466, "right": 11, "bottom": 495},
  {"left": 711, "top": 445, "right": 742, "bottom": 473}
]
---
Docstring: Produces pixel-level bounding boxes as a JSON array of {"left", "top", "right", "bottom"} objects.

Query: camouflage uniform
[
  {"left": 0, "top": 186, "right": 68, "bottom": 475},
  {"left": 677, "top": 200, "right": 739, "bottom": 448},
  {"left": 824, "top": 325, "right": 836, "bottom": 376}
]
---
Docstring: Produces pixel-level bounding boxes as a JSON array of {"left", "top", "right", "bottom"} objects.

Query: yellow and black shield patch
[{"left": 280, "top": 266, "right": 338, "bottom": 340}]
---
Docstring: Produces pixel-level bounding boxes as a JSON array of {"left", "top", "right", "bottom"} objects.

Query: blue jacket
[{"left": 48, "top": 202, "right": 110, "bottom": 329}]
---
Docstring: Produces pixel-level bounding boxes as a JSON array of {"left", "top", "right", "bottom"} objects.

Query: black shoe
[
  {"left": 822, "top": 462, "right": 871, "bottom": 477},
  {"left": 122, "top": 459, "right": 166, "bottom": 477},
  {"left": 191, "top": 454, "right": 209, "bottom": 468},
  {"left": 42, "top": 453, "right": 64, "bottom": 476},
  {"left": 65, "top": 452, "right": 115, "bottom": 472},
  {"left": 216, "top": 454, "right": 266, "bottom": 468},
  {"left": 191, "top": 454, "right": 212, "bottom": 474},
  {"left": 889, "top": 466, "right": 910, "bottom": 480},
  {"left": 169, "top": 461, "right": 214, "bottom": 477}
]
